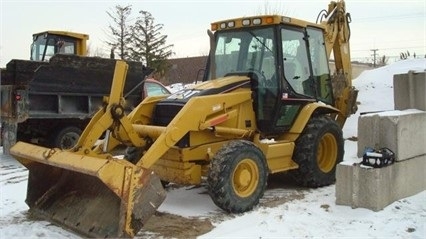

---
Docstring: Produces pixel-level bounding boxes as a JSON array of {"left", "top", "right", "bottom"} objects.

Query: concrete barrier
[
  {"left": 337, "top": 71, "right": 426, "bottom": 211},
  {"left": 357, "top": 110, "right": 426, "bottom": 161},
  {"left": 336, "top": 155, "right": 426, "bottom": 211},
  {"left": 394, "top": 71, "right": 426, "bottom": 111}
]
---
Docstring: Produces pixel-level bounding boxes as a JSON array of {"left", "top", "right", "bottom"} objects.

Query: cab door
[{"left": 270, "top": 26, "right": 332, "bottom": 133}]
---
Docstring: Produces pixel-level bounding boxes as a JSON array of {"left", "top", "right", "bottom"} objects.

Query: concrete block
[
  {"left": 336, "top": 155, "right": 426, "bottom": 211},
  {"left": 394, "top": 71, "right": 426, "bottom": 111},
  {"left": 357, "top": 110, "right": 426, "bottom": 161}
]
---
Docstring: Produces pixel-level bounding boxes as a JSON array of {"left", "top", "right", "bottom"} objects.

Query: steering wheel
[{"left": 245, "top": 69, "right": 267, "bottom": 85}]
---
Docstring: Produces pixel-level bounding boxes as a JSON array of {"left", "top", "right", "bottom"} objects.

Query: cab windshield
[
  {"left": 207, "top": 27, "right": 277, "bottom": 83},
  {"left": 31, "top": 34, "right": 77, "bottom": 61}
]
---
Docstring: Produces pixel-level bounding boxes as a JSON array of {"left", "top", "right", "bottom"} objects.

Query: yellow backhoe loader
[{"left": 10, "top": 0, "right": 357, "bottom": 237}]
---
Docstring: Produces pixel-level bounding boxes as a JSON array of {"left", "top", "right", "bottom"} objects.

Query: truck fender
[{"left": 289, "top": 102, "right": 340, "bottom": 134}]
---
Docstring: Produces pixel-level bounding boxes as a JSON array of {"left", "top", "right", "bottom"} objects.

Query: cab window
[
  {"left": 31, "top": 34, "right": 77, "bottom": 61},
  {"left": 281, "top": 28, "right": 312, "bottom": 97},
  {"left": 145, "top": 81, "right": 170, "bottom": 97},
  {"left": 307, "top": 27, "right": 333, "bottom": 104}
]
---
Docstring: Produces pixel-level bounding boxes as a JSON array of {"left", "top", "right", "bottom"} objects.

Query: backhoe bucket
[{"left": 10, "top": 142, "right": 166, "bottom": 238}]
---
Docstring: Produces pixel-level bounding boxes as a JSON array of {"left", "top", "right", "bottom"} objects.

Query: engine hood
[{"left": 166, "top": 75, "right": 251, "bottom": 101}]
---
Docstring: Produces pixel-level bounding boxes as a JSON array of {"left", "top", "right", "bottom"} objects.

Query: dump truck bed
[
  {"left": 0, "top": 54, "right": 154, "bottom": 153},
  {"left": 1, "top": 55, "right": 153, "bottom": 120}
]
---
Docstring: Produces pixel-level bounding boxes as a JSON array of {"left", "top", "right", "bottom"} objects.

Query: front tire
[
  {"left": 290, "top": 116, "right": 344, "bottom": 187},
  {"left": 208, "top": 140, "right": 268, "bottom": 213}
]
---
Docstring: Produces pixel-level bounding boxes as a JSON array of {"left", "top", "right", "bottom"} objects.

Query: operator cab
[
  {"left": 206, "top": 16, "right": 334, "bottom": 134},
  {"left": 30, "top": 31, "right": 88, "bottom": 61}
]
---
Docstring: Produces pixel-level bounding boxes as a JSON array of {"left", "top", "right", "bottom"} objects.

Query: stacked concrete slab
[
  {"left": 336, "top": 71, "right": 426, "bottom": 211},
  {"left": 393, "top": 71, "right": 426, "bottom": 111},
  {"left": 336, "top": 157, "right": 425, "bottom": 211},
  {"left": 357, "top": 110, "right": 426, "bottom": 161}
]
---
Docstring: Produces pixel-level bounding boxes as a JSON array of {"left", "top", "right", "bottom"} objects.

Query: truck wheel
[
  {"left": 51, "top": 126, "right": 82, "bottom": 150},
  {"left": 290, "top": 116, "right": 344, "bottom": 187},
  {"left": 208, "top": 140, "right": 268, "bottom": 213}
]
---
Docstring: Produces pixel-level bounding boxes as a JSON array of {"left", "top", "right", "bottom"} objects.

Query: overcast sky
[{"left": 1, "top": 0, "right": 425, "bottom": 67}]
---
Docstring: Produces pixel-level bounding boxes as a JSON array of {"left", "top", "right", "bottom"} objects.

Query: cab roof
[
  {"left": 211, "top": 15, "right": 325, "bottom": 32},
  {"left": 32, "top": 30, "right": 89, "bottom": 40}
]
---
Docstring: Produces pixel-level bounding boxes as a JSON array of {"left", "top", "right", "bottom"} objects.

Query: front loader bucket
[{"left": 10, "top": 142, "right": 166, "bottom": 238}]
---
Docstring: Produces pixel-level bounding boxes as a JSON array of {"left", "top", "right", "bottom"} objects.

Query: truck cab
[
  {"left": 30, "top": 31, "right": 89, "bottom": 61},
  {"left": 205, "top": 16, "right": 335, "bottom": 135}
]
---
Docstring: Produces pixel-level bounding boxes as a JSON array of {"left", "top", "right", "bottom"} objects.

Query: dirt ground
[
  {"left": 141, "top": 212, "right": 214, "bottom": 239},
  {"left": 138, "top": 174, "right": 307, "bottom": 239}
]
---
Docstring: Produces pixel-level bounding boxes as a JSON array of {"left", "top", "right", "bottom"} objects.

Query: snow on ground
[{"left": 1, "top": 59, "right": 425, "bottom": 238}]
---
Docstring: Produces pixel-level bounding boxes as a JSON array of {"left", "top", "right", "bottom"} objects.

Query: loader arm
[
  {"left": 74, "top": 61, "right": 145, "bottom": 154},
  {"left": 10, "top": 61, "right": 166, "bottom": 238},
  {"left": 131, "top": 87, "right": 254, "bottom": 169},
  {"left": 320, "top": 0, "right": 358, "bottom": 127}
]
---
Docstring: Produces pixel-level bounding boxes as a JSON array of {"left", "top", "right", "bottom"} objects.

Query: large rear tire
[
  {"left": 208, "top": 140, "right": 268, "bottom": 213},
  {"left": 290, "top": 116, "right": 344, "bottom": 187}
]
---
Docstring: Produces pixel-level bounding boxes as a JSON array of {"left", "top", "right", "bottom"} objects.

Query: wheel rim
[
  {"left": 317, "top": 132, "right": 337, "bottom": 173},
  {"left": 232, "top": 158, "right": 259, "bottom": 198},
  {"left": 60, "top": 132, "right": 80, "bottom": 149}
]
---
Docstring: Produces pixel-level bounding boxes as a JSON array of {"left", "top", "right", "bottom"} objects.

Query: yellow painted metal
[
  {"left": 317, "top": 132, "right": 338, "bottom": 173},
  {"left": 152, "top": 140, "right": 233, "bottom": 184},
  {"left": 10, "top": 142, "right": 165, "bottom": 238},
  {"left": 132, "top": 124, "right": 166, "bottom": 140},
  {"left": 188, "top": 75, "right": 249, "bottom": 90},
  {"left": 256, "top": 140, "right": 298, "bottom": 173},
  {"left": 322, "top": 1, "right": 352, "bottom": 80},
  {"left": 128, "top": 95, "right": 168, "bottom": 125},
  {"left": 210, "top": 126, "right": 254, "bottom": 139},
  {"left": 232, "top": 159, "right": 259, "bottom": 198},
  {"left": 211, "top": 15, "right": 324, "bottom": 32},
  {"left": 283, "top": 102, "right": 339, "bottom": 141},
  {"left": 320, "top": 0, "right": 359, "bottom": 126},
  {"left": 334, "top": 86, "right": 359, "bottom": 128},
  {"left": 131, "top": 98, "right": 336, "bottom": 186},
  {"left": 151, "top": 159, "right": 202, "bottom": 185},
  {"left": 75, "top": 61, "right": 145, "bottom": 153},
  {"left": 137, "top": 89, "right": 254, "bottom": 169},
  {"left": 199, "top": 109, "right": 238, "bottom": 130}
]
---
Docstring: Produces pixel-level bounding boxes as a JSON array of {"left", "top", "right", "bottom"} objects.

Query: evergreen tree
[
  {"left": 130, "top": 10, "right": 173, "bottom": 76},
  {"left": 105, "top": 4, "right": 133, "bottom": 60}
]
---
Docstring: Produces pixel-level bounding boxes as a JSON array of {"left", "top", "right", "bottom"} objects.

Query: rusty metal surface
[
  {"left": 10, "top": 142, "right": 166, "bottom": 238},
  {"left": 1, "top": 86, "right": 14, "bottom": 118},
  {"left": 24, "top": 166, "right": 166, "bottom": 238},
  {"left": 27, "top": 167, "right": 123, "bottom": 238},
  {"left": 1, "top": 86, "right": 29, "bottom": 121}
]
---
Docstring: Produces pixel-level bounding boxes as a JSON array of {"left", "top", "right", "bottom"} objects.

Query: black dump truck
[{"left": 1, "top": 31, "right": 169, "bottom": 154}]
